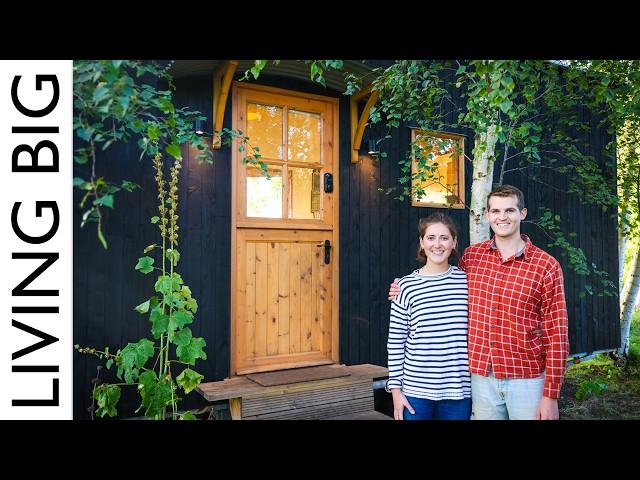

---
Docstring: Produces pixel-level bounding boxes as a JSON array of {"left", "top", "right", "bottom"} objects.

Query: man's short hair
[{"left": 487, "top": 185, "right": 525, "bottom": 211}]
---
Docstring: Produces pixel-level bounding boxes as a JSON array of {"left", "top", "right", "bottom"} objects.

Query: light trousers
[{"left": 471, "top": 371, "right": 545, "bottom": 420}]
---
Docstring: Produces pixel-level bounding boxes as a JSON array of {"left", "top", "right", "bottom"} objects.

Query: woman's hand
[
  {"left": 388, "top": 278, "right": 400, "bottom": 301},
  {"left": 391, "top": 389, "right": 415, "bottom": 420}
]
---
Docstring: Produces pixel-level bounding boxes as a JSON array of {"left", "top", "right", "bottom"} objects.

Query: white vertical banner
[{"left": 0, "top": 60, "right": 72, "bottom": 419}]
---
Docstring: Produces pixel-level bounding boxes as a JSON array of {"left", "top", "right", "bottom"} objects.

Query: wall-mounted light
[
  {"left": 367, "top": 138, "right": 380, "bottom": 155},
  {"left": 194, "top": 119, "right": 207, "bottom": 136}
]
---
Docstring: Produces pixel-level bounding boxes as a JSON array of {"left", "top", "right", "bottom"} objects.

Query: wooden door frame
[{"left": 230, "top": 82, "right": 340, "bottom": 376}]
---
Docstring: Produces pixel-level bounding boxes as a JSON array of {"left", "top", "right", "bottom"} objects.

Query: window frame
[
  {"left": 410, "top": 129, "right": 466, "bottom": 209},
  {"left": 233, "top": 83, "right": 337, "bottom": 229}
]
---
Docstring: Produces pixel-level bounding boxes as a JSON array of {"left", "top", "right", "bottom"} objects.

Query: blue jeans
[{"left": 403, "top": 395, "right": 472, "bottom": 420}]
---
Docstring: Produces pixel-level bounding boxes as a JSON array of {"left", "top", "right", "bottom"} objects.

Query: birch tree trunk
[
  {"left": 620, "top": 241, "right": 635, "bottom": 310},
  {"left": 619, "top": 228, "right": 627, "bottom": 294},
  {"left": 469, "top": 124, "right": 498, "bottom": 244},
  {"left": 618, "top": 208, "right": 629, "bottom": 294},
  {"left": 620, "top": 246, "right": 640, "bottom": 356}
]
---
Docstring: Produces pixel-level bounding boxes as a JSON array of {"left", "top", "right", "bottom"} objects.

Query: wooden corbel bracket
[
  {"left": 350, "top": 84, "right": 380, "bottom": 163},
  {"left": 212, "top": 60, "right": 239, "bottom": 149}
]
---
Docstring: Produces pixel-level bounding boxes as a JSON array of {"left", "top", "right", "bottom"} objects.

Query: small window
[{"left": 411, "top": 129, "right": 465, "bottom": 208}]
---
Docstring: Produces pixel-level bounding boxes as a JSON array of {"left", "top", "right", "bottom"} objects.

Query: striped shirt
[
  {"left": 387, "top": 266, "right": 471, "bottom": 400},
  {"left": 458, "top": 235, "right": 569, "bottom": 399}
]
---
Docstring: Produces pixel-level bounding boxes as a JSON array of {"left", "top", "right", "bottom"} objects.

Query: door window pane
[
  {"left": 288, "top": 109, "right": 321, "bottom": 164},
  {"left": 288, "top": 167, "right": 321, "bottom": 219},
  {"left": 247, "top": 165, "right": 283, "bottom": 218},
  {"left": 247, "top": 103, "right": 283, "bottom": 160}
]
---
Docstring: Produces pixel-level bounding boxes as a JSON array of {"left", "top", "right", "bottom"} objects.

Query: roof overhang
[
  {"left": 169, "top": 60, "right": 382, "bottom": 156},
  {"left": 168, "top": 59, "right": 378, "bottom": 93}
]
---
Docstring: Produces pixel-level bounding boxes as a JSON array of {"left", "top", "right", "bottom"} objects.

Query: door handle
[{"left": 316, "top": 240, "right": 331, "bottom": 264}]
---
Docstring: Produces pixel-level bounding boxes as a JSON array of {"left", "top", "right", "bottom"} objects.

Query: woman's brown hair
[{"left": 416, "top": 212, "right": 459, "bottom": 263}]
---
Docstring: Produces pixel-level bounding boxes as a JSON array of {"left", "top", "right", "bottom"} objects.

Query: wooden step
[
  {"left": 195, "top": 364, "right": 389, "bottom": 420},
  {"left": 197, "top": 364, "right": 388, "bottom": 401},
  {"left": 246, "top": 365, "right": 351, "bottom": 386},
  {"left": 242, "top": 378, "right": 373, "bottom": 420},
  {"left": 325, "top": 410, "right": 393, "bottom": 420}
]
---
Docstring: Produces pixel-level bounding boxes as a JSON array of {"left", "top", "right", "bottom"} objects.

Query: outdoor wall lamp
[
  {"left": 194, "top": 119, "right": 209, "bottom": 136},
  {"left": 367, "top": 138, "right": 380, "bottom": 155},
  {"left": 350, "top": 84, "right": 381, "bottom": 163}
]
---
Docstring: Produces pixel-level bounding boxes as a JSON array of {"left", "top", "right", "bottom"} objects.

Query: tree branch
[
  {"left": 502, "top": 165, "right": 560, "bottom": 175},
  {"left": 499, "top": 118, "right": 517, "bottom": 184}
]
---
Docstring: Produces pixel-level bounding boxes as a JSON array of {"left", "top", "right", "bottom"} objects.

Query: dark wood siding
[
  {"left": 73, "top": 66, "right": 619, "bottom": 419},
  {"left": 73, "top": 74, "right": 342, "bottom": 418},
  {"left": 73, "top": 74, "right": 233, "bottom": 418},
  {"left": 338, "top": 77, "right": 619, "bottom": 370}
]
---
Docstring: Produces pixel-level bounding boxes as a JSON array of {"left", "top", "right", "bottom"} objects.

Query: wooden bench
[{"left": 196, "top": 364, "right": 391, "bottom": 420}]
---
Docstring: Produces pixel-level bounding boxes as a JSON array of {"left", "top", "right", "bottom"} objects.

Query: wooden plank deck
[
  {"left": 246, "top": 364, "right": 350, "bottom": 387},
  {"left": 326, "top": 410, "right": 393, "bottom": 420},
  {"left": 196, "top": 363, "right": 388, "bottom": 402},
  {"left": 196, "top": 363, "right": 390, "bottom": 420}
]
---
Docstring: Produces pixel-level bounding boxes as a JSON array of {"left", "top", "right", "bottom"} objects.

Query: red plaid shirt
[{"left": 458, "top": 234, "right": 569, "bottom": 399}]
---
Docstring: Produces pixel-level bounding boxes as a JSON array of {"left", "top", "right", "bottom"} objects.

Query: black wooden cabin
[{"left": 73, "top": 60, "right": 619, "bottom": 419}]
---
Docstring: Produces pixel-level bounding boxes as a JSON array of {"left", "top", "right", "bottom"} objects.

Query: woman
[{"left": 386, "top": 212, "right": 471, "bottom": 420}]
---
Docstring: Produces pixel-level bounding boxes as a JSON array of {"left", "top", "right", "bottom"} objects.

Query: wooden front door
[{"left": 231, "top": 83, "right": 339, "bottom": 375}]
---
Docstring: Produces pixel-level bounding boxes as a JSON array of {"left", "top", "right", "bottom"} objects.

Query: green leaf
[
  {"left": 155, "top": 275, "right": 173, "bottom": 295},
  {"left": 138, "top": 370, "right": 173, "bottom": 418},
  {"left": 117, "top": 339, "right": 155, "bottom": 384},
  {"left": 145, "top": 381, "right": 173, "bottom": 418},
  {"left": 168, "top": 293, "right": 186, "bottom": 309},
  {"left": 147, "top": 123, "right": 161, "bottom": 141},
  {"left": 94, "top": 194, "right": 114, "bottom": 208},
  {"left": 170, "top": 273, "right": 184, "bottom": 290},
  {"left": 154, "top": 273, "right": 183, "bottom": 296},
  {"left": 106, "top": 358, "right": 114, "bottom": 370},
  {"left": 173, "top": 327, "right": 193, "bottom": 347},
  {"left": 74, "top": 152, "right": 89, "bottom": 165},
  {"left": 180, "top": 411, "right": 198, "bottom": 420},
  {"left": 143, "top": 243, "right": 157, "bottom": 254},
  {"left": 169, "top": 310, "right": 193, "bottom": 336},
  {"left": 166, "top": 248, "right": 181, "bottom": 266},
  {"left": 97, "top": 226, "right": 108, "bottom": 250},
  {"left": 138, "top": 370, "right": 158, "bottom": 395},
  {"left": 150, "top": 307, "right": 170, "bottom": 339},
  {"left": 156, "top": 97, "right": 175, "bottom": 114},
  {"left": 135, "top": 256, "right": 155, "bottom": 274},
  {"left": 118, "top": 95, "right": 130, "bottom": 112},
  {"left": 176, "top": 336, "right": 207, "bottom": 365},
  {"left": 151, "top": 216, "right": 160, "bottom": 224},
  {"left": 501, "top": 76, "right": 515, "bottom": 90},
  {"left": 166, "top": 142, "right": 182, "bottom": 160},
  {"left": 92, "top": 86, "right": 109, "bottom": 104},
  {"left": 94, "top": 384, "right": 121, "bottom": 418},
  {"left": 185, "top": 297, "right": 198, "bottom": 314},
  {"left": 456, "top": 65, "right": 466, "bottom": 75},
  {"left": 121, "top": 180, "right": 139, "bottom": 192},
  {"left": 135, "top": 299, "right": 151, "bottom": 314},
  {"left": 250, "top": 60, "right": 268, "bottom": 79},
  {"left": 176, "top": 368, "right": 204, "bottom": 394},
  {"left": 76, "top": 127, "right": 93, "bottom": 142},
  {"left": 499, "top": 99, "right": 513, "bottom": 113}
]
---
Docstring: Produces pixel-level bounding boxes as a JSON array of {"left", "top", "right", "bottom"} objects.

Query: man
[{"left": 388, "top": 185, "right": 569, "bottom": 420}]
